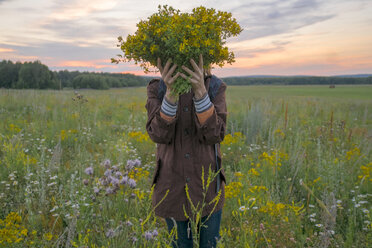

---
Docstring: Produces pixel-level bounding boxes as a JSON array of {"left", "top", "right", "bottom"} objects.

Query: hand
[
  {"left": 157, "top": 58, "right": 180, "bottom": 104},
  {"left": 180, "top": 54, "right": 207, "bottom": 100}
]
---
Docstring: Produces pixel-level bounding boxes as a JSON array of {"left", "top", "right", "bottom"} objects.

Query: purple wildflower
[
  {"left": 110, "top": 177, "right": 120, "bottom": 186},
  {"left": 134, "top": 159, "right": 141, "bottom": 166},
  {"left": 120, "top": 176, "right": 128, "bottom": 185},
  {"left": 112, "top": 165, "right": 118, "bottom": 171},
  {"left": 125, "top": 220, "right": 133, "bottom": 227},
  {"left": 84, "top": 167, "right": 94, "bottom": 175},
  {"left": 105, "top": 229, "right": 115, "bottom": 238},
  {"left": 131, "top": 237, "right": 138, "bottom": 243},
  {"left": 104, "top": 169, "right": 111, "bottom": 177},
  {"left": 102, "top": 159, "right": 111, "bottom": 168},
  {"left": 93, "top": 187, "right": 100, "bottom": 194},
  {"left": 106, "top": 187, "right": 114, "bottom": 195},
  {"left": 128, "top": 179, "right": 136, "bottom": 188},
  {"left": 144, "top": 231, "right": 153, "bottom": 241},
  {"left": 126, "top": 160, "right": 136, "bottom": 170},
  {"left": 152, "top": 229, "right": 158, "bottom": 237},
  {"left": 83, "top": 179, "right": 89, "bottom": 186},
  {"left": 115, "top": 171, "right": 123, "bottom": 178},
  {"left": 100, "top": 178, "right": 108, "bottom": 186}
]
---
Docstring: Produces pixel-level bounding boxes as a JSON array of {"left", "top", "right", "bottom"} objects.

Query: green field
[{"left": 0, "top": 85, "right": 371, "bottom": 247}]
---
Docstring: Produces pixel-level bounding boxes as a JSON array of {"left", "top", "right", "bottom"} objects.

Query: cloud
[
  {"left": 0, "top": 47, "right": 15, "bottom": 52},
  {"left": 232, "top": 0, "right": 335, "bottom": 40}
]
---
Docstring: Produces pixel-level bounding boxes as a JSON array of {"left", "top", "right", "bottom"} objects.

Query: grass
[{"left": 0, "top": 85, "right": 371, "bottom": 247}]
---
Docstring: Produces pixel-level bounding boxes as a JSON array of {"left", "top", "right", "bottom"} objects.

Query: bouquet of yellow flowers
[{"left": 113, "top": 5, "right": 242, "bottom": 95}]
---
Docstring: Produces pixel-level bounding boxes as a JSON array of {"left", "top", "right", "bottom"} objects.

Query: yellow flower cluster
[
  {"left": 60, "top": 129, "right": 78, "bottom": 141},
  {"left": 259, "top": 200, "right": 304, "bottom": 221},
  {"left": 346, "top": 146, "right": 361, "bottom": 160},
  {"left": 221, "top": 132, "right": 245, "bottom": 146},
  {"left": 8, "top": 124, "right": 22, "bottom": 133},
  {"left": 128, "top": 131, "right": 150, "bottom": 143},
  {"left": 115, "top": 5, "right": 242, "bottom": 95},
  {"left": 129, "top": 167, "right": 150, "bottom": 181},
  {"left": 274, "top": 128, "right": 285, "bottom": 138},
  {"left": 259, "top": 150, "right": 288, "bottom": 167},
  {"left": 358, "top": 162, "right": 372, "bottom": 183},
  {"left": 0, "top": 212, "right": 28, "bottom": 244},
  {"left": 225, "top": 181, "right": 243, "bottom": 198}
]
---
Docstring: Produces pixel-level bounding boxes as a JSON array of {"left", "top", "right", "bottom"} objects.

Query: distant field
[{"left": 226, "top": 85, "right": 372, "bottom": 100}]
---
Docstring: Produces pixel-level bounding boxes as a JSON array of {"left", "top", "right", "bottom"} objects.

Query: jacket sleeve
[
  {"left": 145, "top": 79, "right": 178, "bottom": 144},
  {"left": 194, "top": 82, "right": 227, "bottom": 145}
]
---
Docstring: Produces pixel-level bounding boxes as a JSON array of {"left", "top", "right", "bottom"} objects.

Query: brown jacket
[{"left": 145, "top": 76, "right": 227, "bottom": 221}]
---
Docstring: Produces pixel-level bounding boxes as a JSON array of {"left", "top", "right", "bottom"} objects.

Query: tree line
[
  {"left": 0, "top": 60, "right": 147, "bottom": 90},
  {"left": 1, "top": 60, "right": 371, "bottom": 90}
]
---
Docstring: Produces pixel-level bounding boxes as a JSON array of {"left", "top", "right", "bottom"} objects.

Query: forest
[
  {"left": 0, "top": 60, "right": 371, "bottom": 90},
  {"left": 0, "top": 60, "right": 147, "bottom": 90}
]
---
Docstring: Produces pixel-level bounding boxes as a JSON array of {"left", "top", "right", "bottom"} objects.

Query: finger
[
  {"left": 169, "top": 72, "right": 180, "bottom": 84},
  {"left": 182, "top": 65, "right": 197, "bottom": 77},
  {"left": 167, "top": 64, "right": 178, "bottom": 78},
  {"left": 180, "top": 73, "right": 188, "bottom": 80},
  {"left": 190, "top": 58, "right": 201, "bottom": 74},
  {"left": 163, "top": 58, "right": 172, "bottom": 76},
  {"left": 157, "top": 58, "right": 163, "bottom": 74},
  {"left": 199, "top": 54, "right": 203, "bottom": 70}
]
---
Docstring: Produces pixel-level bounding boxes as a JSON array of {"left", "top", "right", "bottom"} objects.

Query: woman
[{"left": 145, "top": 54, "right": 227, "bottom": 248}]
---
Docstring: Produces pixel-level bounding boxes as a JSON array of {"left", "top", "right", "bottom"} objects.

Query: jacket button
[
  {"left": 184, "top": 128, "right": 189, "bottom": 135},
  {"left": 185, "top": 153, "right": 190, "bottom": 159},
  {"left": 186, "top": 177, "right": 191, "bottom": 182},
  {"left": 183, "top": 106, "right": 189, "bottom": 112}
]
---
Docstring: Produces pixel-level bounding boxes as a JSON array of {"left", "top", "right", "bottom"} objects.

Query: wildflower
[
  {"left": 144, "top": 231, "right": 153, "bottom": 240},
  {"left": 128, "top": 179, "right": 137, "bottom": 188},
  {"left": 104, "top": 169, "right": 111, "bottom": 177},
  {"left": 131, "top": 237, "right": 138, "bottom": 243},
  {"left": 239, "top": 206, "right": 247, "bottom": 211},
  {"left": 106, "top": 187, "right": 114, "bottom": 195},
  {"left": 105, "top": 229, "right": 115, "bottom": 238},
  {"left": 102, "top": 159, "right": 111, "bottom": 168},
  {"left": 47, "top": 182, "right": 56, "bottom": 187},
  {"left": 120, "top": 176, "right": 128, "bottom": 185},
  {"left": 84, "top": 167, "right": 94, "bottom": 175},
  {"left": 112, "top": 165, "right": 118, "bottom": 171},
  {"left": 83, "top": 179, "right": 89, "bottom": 186},
  {"left": 115, "top": 171, "right": 123, "bottom": 178},
  {"left": 110, "top": 177, "right": 120, "bottom": 187},
  {"left": 310, "top": 218, "right": 316, "bottom": 222},
  {"left": 359, "top": 201, "right": 368, "bottom": 204},
  {"left": 152, "top": 229, "right": 158, "bottom": 237},
  {"left": 309, "top": 204, "right": 315, "bottom": 208},
  {"left": 134, "top": 159, "right": 141, "bottom": 166},
  {"left": 362, "top": 209, "right": 369, "bottom": 214},
  {"left": 126, "top": 160, "right": 136, "bottom": 170},
  {"left": 259, "top": 223, "right": 265, "bottom": 230},
  {"left": 50, "top": 175, "right": 58, "bottom": 180},
  {"left": 125, "top": 220, "right": 133, "bottom": 226},
  {"left": 315, "top": 224, "right": 323, "bottom": 228},
  {"left": 355, "top": 204, "right": 361, "bottom": 208},
  {"left": 309, "top": 213, "right": 316, "bottom": 218}
]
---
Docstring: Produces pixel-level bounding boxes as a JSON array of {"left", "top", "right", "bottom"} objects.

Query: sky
[{"left": 0, "top": 0, "right": 371, "bottom": 77}]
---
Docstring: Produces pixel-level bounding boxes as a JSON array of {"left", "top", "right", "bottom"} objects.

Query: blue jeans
[{"left": 165, "top": 209, "right": 222, "bottom": 248}]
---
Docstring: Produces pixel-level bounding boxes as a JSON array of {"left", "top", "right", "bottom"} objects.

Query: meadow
[{"left": 0, "top": 85, "right": 371, "bottom": 247}]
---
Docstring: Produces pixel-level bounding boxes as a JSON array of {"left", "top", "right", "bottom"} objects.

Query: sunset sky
[{"left": 0, "top": 0, "right": 371, "bottom": 77}]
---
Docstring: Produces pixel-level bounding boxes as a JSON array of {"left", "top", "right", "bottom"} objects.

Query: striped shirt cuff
[
  {"left": 161, "top": 97, "right": 178, "bottom": 117},
  {"left": 193, "top": 93, "right": 212, "bottom": 113}
]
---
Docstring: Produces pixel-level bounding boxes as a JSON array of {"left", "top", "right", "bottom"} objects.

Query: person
[{"left": 145, "top": 54, "right": 227, "bottom": 248}]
